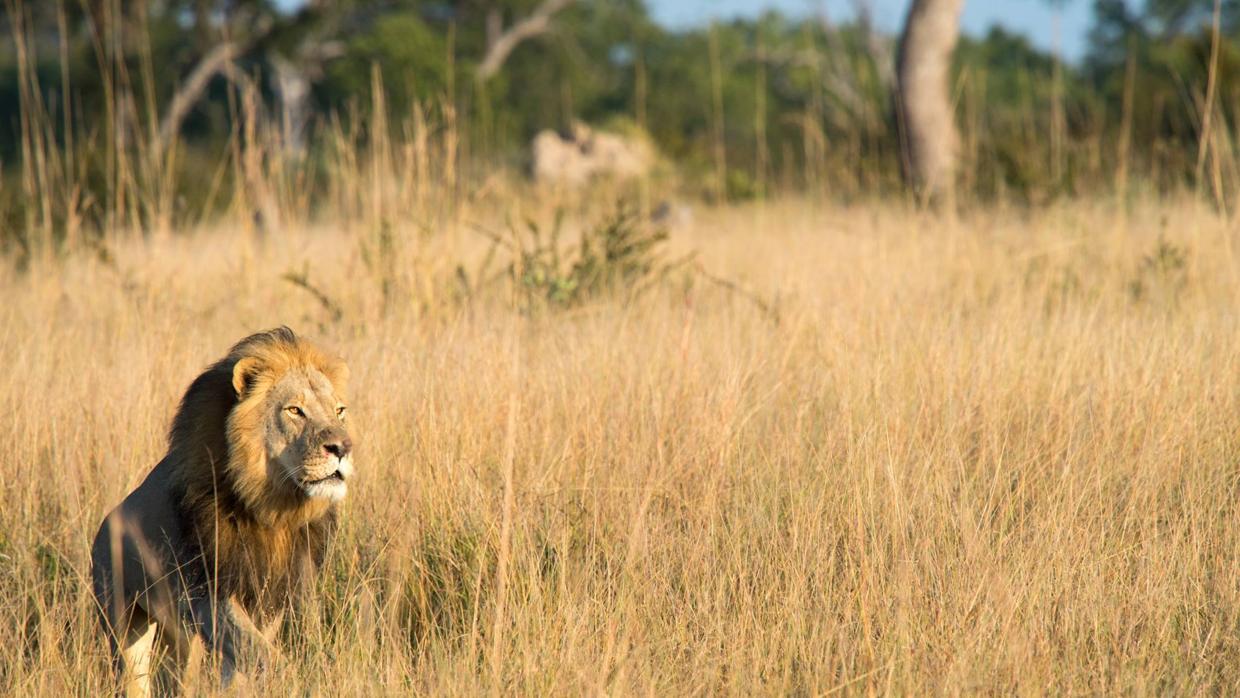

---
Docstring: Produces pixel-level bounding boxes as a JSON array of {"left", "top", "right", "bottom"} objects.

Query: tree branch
[
  {"left": 153, "top": 41, "right": 239, "bottom": 154},
  {"left": 476, "top": 0, "right": 574, "bottom": 82}
]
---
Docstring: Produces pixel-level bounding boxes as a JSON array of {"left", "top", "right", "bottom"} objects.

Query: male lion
[{"left": 90, "top": 327, "right": 354, "bottom": 695}]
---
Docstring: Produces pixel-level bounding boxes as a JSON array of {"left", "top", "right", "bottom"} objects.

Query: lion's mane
[{"left": 167, "top": 327, "right": 348, "bottom": 615}]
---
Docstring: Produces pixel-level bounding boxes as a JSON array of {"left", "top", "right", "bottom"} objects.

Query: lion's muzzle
[{"left": 301, "top": 427, "right": 353, "bottom": 501}]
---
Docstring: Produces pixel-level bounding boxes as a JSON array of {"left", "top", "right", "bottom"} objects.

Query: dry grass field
[{"left": 4, "top": 195, "right": 1240, "bottom": 694}]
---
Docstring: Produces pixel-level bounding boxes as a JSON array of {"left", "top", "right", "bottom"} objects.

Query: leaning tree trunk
[{"left": 896, "top": 0, "right": 964, "bottom": 204}]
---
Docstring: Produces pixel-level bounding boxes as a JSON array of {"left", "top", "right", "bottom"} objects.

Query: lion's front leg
[
  {"left": 186, "top": 593, "right": 277, "bottom": 687},
  {"left": 261, "top": 608, "right": 285, "bottom": 646},
  {"left": 113, "top": 606, "right": 158, "bottom": 698}
]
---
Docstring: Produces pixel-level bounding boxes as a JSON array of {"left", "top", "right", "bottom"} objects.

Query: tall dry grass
[{"left": 3, "top": 193, "right": 1240, "bottom": 694}]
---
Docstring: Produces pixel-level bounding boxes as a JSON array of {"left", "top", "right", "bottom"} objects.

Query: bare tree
[
  {"left": 896, "top": 0, "right": 964, "bottom": 204},
  {"left": 152, "top": 2, "right": 368, "bottom": 159},
  {"left": 476, "top": 0, "right": 575, "bottom": 82},
  {"left": 154, "top": 39, "right": 249, "bottom": 154}
]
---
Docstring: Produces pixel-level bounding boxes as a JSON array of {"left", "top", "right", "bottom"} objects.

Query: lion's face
[{"left": 256, "top": 367, "right": 353, "bottom": 502}]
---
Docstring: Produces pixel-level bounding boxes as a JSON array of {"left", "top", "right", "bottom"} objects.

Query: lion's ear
[{"left": 232, "top": 357, "right": 262, "bottom": 397}]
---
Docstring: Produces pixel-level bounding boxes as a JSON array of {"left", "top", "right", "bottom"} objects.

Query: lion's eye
[
  {"left": 336, "top": 406, "right": 347, "bottom": 419},
  {"left": 286, "top": 406, "right": 305, "bottom": 418}
]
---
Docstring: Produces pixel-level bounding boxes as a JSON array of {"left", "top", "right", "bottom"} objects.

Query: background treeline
[{"left": 1, "top": 0, "right": 1238, "bottom": 244}]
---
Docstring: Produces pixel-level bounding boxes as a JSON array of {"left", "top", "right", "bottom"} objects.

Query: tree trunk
[
  {"left": 896, "top": 0, "right": 963, "bottom": 204},
  {"left": 271, "top": 55, "right": 312, "bottom": 160}
]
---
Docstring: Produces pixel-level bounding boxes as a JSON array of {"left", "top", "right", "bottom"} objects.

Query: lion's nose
[{"left": 323, "top": 437, "right": 352, "bottom": 459}]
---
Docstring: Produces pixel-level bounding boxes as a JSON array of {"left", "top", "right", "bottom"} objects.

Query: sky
[
  {"left": 273, "top": 0, "right": 1108, "bottom": 64},
  {"left": 650, "top": 0, "right": 1100, "bottom": 62}
]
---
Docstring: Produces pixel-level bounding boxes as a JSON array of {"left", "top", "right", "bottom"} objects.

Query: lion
[{"left": 90, "top": 327, "right": 354, "bottom": 696}]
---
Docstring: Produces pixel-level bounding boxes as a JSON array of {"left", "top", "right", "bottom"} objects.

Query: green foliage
[
  {"left": 1085, "top": 0, "right": 1240, "bottom": 191},
  {"left": 510, "top": 207, "right": 685, "bottom": 309},
  {"left": 459, "top": 206, "right": 690, "bottom": 311},
  {"left": 6, "top": 0, "right": 1240, "bottom": 226},
  {"left": 320, "top": 14, "right": 451, "bottom": 115}
]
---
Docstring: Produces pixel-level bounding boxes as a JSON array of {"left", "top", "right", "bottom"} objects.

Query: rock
[{"left": 531, "top": 121, "right": 655, "bottom": 187}]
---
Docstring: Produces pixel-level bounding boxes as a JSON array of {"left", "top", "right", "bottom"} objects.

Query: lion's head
[{"left": 170, "top": 327, "right": 353, "bottom": 527}]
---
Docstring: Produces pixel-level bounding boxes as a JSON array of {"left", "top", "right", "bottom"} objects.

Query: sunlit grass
[{"left": 3, "top": 197, "right": 1240, "bottom": 694}]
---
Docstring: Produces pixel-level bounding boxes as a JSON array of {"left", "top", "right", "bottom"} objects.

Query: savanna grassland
[{"left": 4, "top": 194, "right": 1240, "bottom": 694}]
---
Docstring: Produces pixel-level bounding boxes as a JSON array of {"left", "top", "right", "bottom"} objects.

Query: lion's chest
[{"left": 210, "top": 516, "right": 333, "bottom": 616}]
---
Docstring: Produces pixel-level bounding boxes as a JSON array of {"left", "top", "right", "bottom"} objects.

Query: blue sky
[
  {"left": 273, "top": 1, "right": 1108, "bottom": 63},
  {"left": 650, "top": 1, "right": 1100, "bottom": 62}
]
